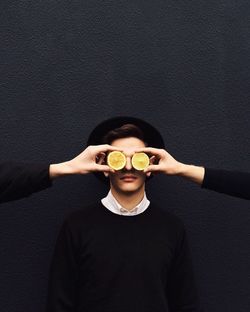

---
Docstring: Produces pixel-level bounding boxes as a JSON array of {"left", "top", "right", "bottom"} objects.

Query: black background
[{"left": 1, "top": 1, "right": 250, "bottom": 311}]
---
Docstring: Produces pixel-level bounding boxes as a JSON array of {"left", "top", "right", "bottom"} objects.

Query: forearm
[
  {"left": 202, "top": 168, "right": 250, "bottom": 200},
  {"left": 49, "top": 161, "right": 81, "bottom": 178},
  {"left": 175, "top": 164, "right": 205, "bottom": 185},
  {"left": 0, "top": 162, "right": 52, "bottom": 203}
]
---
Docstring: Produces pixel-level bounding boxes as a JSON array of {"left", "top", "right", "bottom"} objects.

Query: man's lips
[{"left": 120, "top": 175, "right": 137, "bottom": 181}]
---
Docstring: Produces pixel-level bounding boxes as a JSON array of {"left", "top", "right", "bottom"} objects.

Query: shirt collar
[{"left": 101, "top": 190, "right": 150, "bottom": 216}]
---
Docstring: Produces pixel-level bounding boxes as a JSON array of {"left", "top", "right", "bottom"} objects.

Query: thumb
[
  {"left": 144, "top": 164, "right": 161, "bottom": 173},
  {"left": 94, "top": 164, "right": 114, "bottom": 173}
]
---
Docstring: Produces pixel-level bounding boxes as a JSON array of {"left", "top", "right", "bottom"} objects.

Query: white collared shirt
[{"left": 101, "top": 190, "right": 150, "bottom": 216}]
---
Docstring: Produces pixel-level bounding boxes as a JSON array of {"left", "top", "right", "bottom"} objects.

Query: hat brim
[{"left": 87, "top": 116, "right": 165, "bottom": 183}]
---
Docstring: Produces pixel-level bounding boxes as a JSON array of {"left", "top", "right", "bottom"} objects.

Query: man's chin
[
  {"left": 110, "top": 180, "right": 145, "bottom": 195},
  {"left": 118, "top": 186, "right": 142, "bottom": 195}
]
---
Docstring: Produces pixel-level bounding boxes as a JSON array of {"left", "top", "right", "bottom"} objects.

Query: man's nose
[{"left": 124, "top": 157, "right": 133, "bottom": 171}]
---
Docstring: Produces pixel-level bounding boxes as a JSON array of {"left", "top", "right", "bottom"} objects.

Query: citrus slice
[
  {"left": 132, "top": 152, "right": 149, "bottom": 170},
  {"left": 107, "top": 151, "right": 126, "bottom": 170}
]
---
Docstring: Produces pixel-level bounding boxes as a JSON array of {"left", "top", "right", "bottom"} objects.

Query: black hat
[
  {"left": 87, "top": 116, "right": 165, "bottom": 182},
  {"left": 87, "top": 116, "right": 165, "bottom": 148}
]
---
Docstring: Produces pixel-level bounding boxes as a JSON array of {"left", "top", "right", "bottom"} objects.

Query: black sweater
[
  {"left": 47, "top": 202, "right": 201, "bottom": 312},
  {"left": 202, "top": 168, "right": 250, "bottom": 200},
  {"left": 0, "top": 162, "right": 51, "bottom": 203}
]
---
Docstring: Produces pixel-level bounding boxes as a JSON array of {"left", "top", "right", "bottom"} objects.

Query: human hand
[
  {"left": 134, "top": 147, "right": 185, "bottom": 175},
  {"left": 134, "top": 147, "right": 205, "bottom": 184},
  {"left": 49, "top": 145, "right": 121, "bottom": 178}
]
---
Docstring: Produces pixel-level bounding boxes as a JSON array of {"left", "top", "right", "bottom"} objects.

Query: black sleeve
[
  {"left": 167, "top": 228, "right": 202, "bottom": 312},
  {"left": 202, "top": 168, "right": 250, "bottom": 200},
  {"left": 46, "top": 220, "right": 79, "bottom": 312},
  {"left": 0, "top": 162, "right": 52, "bottom": 204}
]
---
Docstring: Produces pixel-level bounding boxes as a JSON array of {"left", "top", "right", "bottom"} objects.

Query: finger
[
  {"left": 144, "top": 164, "right": 162, "bottom": 173},
  {"left": 134, "top": 147, "right": 164, "bottom": 156},
  {"left": 94, "top": 144, "right": 123, "bottom": 153},
  {"left": 94, "top": 164, "right": 115, "bottom": 173}
]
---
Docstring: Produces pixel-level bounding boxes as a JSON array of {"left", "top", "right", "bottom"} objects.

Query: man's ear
[{"left": 146, "top": 171, "right": 151, "bottom": 177}]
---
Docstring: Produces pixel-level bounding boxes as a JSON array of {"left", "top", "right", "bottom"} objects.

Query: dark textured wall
[{"left": 1, "top": 1, "right": 250, "bottom": 311}]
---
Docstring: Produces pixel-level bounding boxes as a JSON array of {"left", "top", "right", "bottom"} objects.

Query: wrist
[
  {"left": 178, "top": 164, "right": 205, "bottom": 185},
  {"left": 168, "top": 162, "right": 188, "bottom": 176},
  {"left": 176, "top": 163, "right": 192, "bottom": 176},
  {"left": 49, "top": 162, "right": 73, "bottom": 178}
]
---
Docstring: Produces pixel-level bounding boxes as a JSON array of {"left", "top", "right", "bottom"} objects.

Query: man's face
[{"left": 107, "top": 137, "right": 149, "bottom": 195}]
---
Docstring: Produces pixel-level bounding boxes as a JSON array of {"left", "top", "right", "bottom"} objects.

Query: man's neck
[{"left": 110, "top": 187, "right": 145, "bottom": 211}]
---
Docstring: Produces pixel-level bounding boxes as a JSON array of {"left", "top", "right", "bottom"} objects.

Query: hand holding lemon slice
[{"left": 107, "top": 151, "right": 149, "bottom": 171}]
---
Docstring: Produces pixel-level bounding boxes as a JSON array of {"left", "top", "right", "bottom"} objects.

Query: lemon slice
[
  {"left": 132, "top": 152, "right": 149, "bottom": 170},
  {"left": 107, "top": 151, "right": 126, "bottom": 170}
]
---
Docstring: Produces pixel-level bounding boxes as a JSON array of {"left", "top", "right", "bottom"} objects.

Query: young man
[
  {"left": 0, "top": 144, "right": 116, "bottom": 204},
  {"left": 46, "top": 117, "right": 202, "bottom": 312}
]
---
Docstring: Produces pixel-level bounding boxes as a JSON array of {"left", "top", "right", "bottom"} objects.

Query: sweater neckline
[{"left": 99, "top": 201, "right": 152, "bottom": 219}]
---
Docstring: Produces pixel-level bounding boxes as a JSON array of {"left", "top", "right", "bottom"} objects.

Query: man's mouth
[{"left": 120, "top": 175, "right": 137, "bottom": 182}]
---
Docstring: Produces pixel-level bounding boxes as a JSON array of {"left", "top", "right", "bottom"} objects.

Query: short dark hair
[{"left": 102, "top": 123, "right": 146, "bottom": 145}]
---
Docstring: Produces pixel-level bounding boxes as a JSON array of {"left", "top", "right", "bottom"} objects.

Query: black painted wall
[{"left": 1, "top": 1, "right": 250, "bottom": 311}]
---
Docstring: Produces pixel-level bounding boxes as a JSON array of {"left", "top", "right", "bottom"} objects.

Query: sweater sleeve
[
  {"left": 167, "top": 228, "right": 202, "bottom": 312},
  {"left": 0, "top": 162, "right": 52, "bottom": 204},
  {"left": 46, "top": 219, "right": 79, "bottom": 312},
  {"left": 202, "top": 168, "right": 250, "bottom": 200}
]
